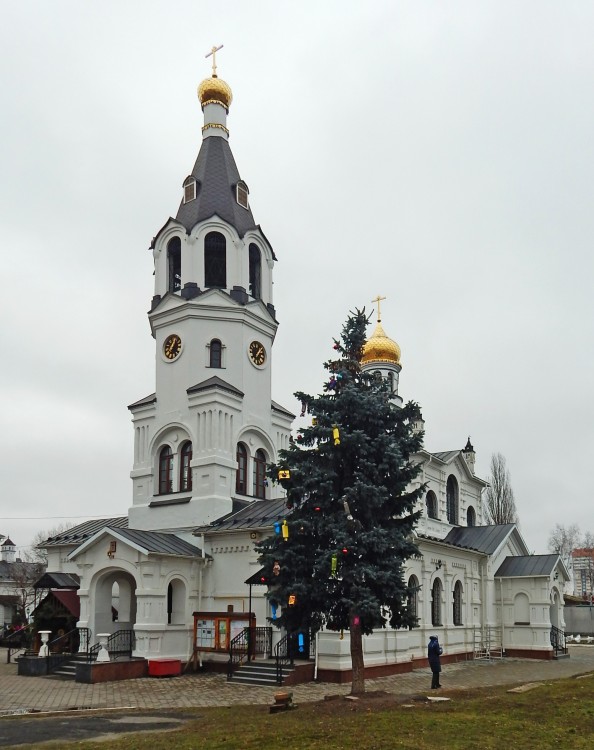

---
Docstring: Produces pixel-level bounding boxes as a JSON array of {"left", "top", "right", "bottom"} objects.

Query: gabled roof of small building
[
  {"left": 2, "top": 537, "right": 15, "bottom": 546},
  {"left": 108, "top": 528, "right": 204, "bottom": 557},
  {"left": 34, "top": 572, "right": 80, "bottom": 590},
  {"left": 494, "top": 554, "right": 562, "bottom": 578},
  {"left": 41, "top": 517, "right": 129, "bottom": 547},
  {"left": 175, "top": 136, "right": 259, "bottom": 241},
  {"left": 194, "top": 497, "right": 288, "bottom": 534},
  {"left": 443, "top": 524, "right": 516, "bottom": 554}
]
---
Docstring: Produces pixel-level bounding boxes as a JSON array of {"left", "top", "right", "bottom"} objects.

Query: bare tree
[
  {"left": 548, "top": 523, "right": 581, "bottom": 570},
  {"left": 485, "top": 453, "right": 518, "bottom": 525},
  {"left": 10, "top": 561, "right": 45, "bottom": 623}
]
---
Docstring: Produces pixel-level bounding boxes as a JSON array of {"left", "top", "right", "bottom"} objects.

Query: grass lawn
[{"left": 6, "top": 675, "right": 594, "bottom": 750}]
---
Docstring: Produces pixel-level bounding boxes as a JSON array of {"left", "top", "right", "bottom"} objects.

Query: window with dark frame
[
  {"left": 446, "top": 475, "right": 459, "bottom": 525},
  {"left": 209, "top": 339, "right": 222, "bottom": 368},
  {"left": 248, "top": 244, "right": 261, "bottom": 299},
  {"left": 426, "top": 490, "right": 438, "bottom": 520},
  {"left": 236, "top": 443, "right": 248, "bottom": 495},
  {"left": 236, "top": 181, "right": 249, "bottom": 209},
  {"left": 204, "top": 231, "right": 226, "bottom": 288},
  {"left": 453, "top": 581, "right": 463, "bottom": 626},
  {"left": 407, "top": 575, "right": 419, "bottom": 625},
  {"left": 167, "top": 237, "right": 181, "bottom": 293},
  {"left": 180, "top": 441, "right": 192, "bottom": 492},
  {"left": 467, "top": 505, "right": 476, "bottom": 527},
  {"left": 431, "top": 578, "right": 442, "bottom": 627},
  {"left": 159, "top": 445, "right": 173, "bottom": 494},
  {"left": 253, "top": 449, "right": 266, "bottom": 499}
]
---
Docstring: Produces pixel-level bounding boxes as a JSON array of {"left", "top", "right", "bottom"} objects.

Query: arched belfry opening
[
  {"left": 205, "top": 232, "right": 226, "bottom": 288},
  {"left": 249, "top": 243, "right": 261, "bottom": 299},
  {"left": 167, "top": 237, "right": 181, "bottom": 293}
]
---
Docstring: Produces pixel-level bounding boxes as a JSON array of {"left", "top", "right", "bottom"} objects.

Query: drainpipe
[
  {"left": 198, "top": 533, "right": 207, "bottom": 668},
  {"left": 314, "top": 629, "right": 320, "bottom": 681},
  {"left": 499, "top": 577, "right": 505, "bottom": 655}
]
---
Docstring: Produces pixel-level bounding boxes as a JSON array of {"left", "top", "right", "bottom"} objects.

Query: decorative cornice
[{"left": 201, "top": 122, "right": 230, "bottom": 134}]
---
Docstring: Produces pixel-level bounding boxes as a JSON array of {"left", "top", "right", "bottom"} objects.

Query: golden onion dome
[
  {"left": 361, "top": 321, "right": 401, "bottom": 366},
  {"left": 197, "top": 75, "right": 233, "bottom": 110}
]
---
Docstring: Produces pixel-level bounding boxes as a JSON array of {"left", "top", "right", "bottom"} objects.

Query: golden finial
[
  {"left": 371, "top": 294, "right": 387, "bottom": 322},
  {"left": 205, "top": 44, "right": 224, "bottom": 77}
]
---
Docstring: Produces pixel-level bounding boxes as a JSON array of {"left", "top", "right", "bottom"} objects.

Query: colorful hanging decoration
[
  {"left": 342, "top": 547, "right": 348, "bottom": 555},
  {"left": 278, "top": 469, "right": 290, "bottom": 480},
  {"left": 331, "top": 553, "right": 338, "bottom": 577},
  {"left": 353, "top": 616, "right": 360, "bottom": 626},
  {"left": 281, "top": 519, "right": 289, "bottom": 541},
  {"left": 298, "top": 633, "right": 305, "bottom": 653},
  {"left": 274, "top": 521, "right": 281, "bottom": 535},
  {"left": 271, "top": 603, "right": 277, "bottom": 620},
  {"left": 300, "top": 401, "right": 307, "bottom": 417},
  {"left": 288, "top": 594, "right": 296, "bottom": 606},
  {"left": 273, "top": 561, "right": 281, "bottom": 576},
  {"left": 339, "top": 629, "right": 344, "bottom": 640},
  {"left": 312, "top": 417, "right": 318, "bottom": 426},
  {"left": 333, "top": 426, "right": 341, "bottom": 445}
]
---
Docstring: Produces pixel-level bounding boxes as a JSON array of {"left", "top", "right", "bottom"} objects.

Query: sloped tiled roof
[
  {"left": 34, "top": 572, "right": 80, "bottom": 590},
  {"left": 495, "top": 554, "right": 560, "bottom": 578},
  {"left": 41, "top": 517, "right": 129, "bottom": 547},
  {"left": 108, "top": 527, "right": 204, "bottom": 557},
  {"left": 194, "top": 497, "right": 288, "bottom": 534},
  {"left": 175, "top": 137, "right": 258, "bottom": 240},
  {"left": 127, "top": 393, "right": 157, "bottom": 410},
  {"left": 443, "top": 524, "right": 516, "bottom": 554},
  {"left": 431, "top": 450, "right": 459, "bottom": 463}
]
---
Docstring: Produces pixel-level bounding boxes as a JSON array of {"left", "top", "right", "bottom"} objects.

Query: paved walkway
[{"left": 1, "top": 646, "right": 594, "bottom": 715}]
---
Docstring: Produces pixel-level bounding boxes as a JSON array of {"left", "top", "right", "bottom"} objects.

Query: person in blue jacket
[{"left": 428, "top": 635, "right": 443, "bottom": 689}]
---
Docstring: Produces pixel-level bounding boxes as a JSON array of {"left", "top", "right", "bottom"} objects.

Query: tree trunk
[{"left": 349, "top": 613, "right": 365, "bottom": 695}]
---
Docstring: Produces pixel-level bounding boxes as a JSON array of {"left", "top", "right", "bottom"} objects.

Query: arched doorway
[{"left": 92, "top": 570, "right": 137, "bottom": 637}]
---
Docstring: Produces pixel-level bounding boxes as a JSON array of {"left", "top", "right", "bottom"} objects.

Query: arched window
[
  {"left": 167, "top": 578, "right": 186, "bottom": 625},
  {"left": 236, "top": 181, "right": 249, "bottom": 209},
  {"left": 159, "top": 446, "right": 173, "bottom": 494},
  {"left": 407, "top": 575, "right": 420, "bottom": 626},
  {"left": 249, "top": 244, "right": 261, "bottom": 300},
  {"left": 467, "top": 505, "right": 476, "bottom": 527},
  {"left": 167, "top": 237, "right": 181, "bottom": 293},
  {"left": 514, "top": 592, "right": 530, "bottom": 624},
  {"left": 388, "top": 372, "right": 395, "bottom": 393},
  {"left": 204, "top": 232, "right": 226, "bottom": 288},
  {"left": 446, "top": 475, "right": 459, "bottom": 525},
  {"left": 426, "top": 490, "right": 438, "bottom": 519},
  {"left": 180, "top": 441, "right": 192, "bottom": 492},
  {"left": 431, "top": 578, "right": 443, "bottom": 627},
  {"left": 236, "top": 443, "right": 248, "bottom": 495},
  {"left": 253, "top": 449, "right": 267, "bottom": 499},
  {"left": 183, "top": 176, "right": 196, "bottom": 203},
  {"left": 209, "top": 339, "right": 222, "bottom": 368},
  {"left": 453, "top": 581, "right": 463, "bottom": 626}
]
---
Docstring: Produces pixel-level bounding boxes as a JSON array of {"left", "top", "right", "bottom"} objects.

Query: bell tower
[
  {"left": 361, "top": 296, "right": 403, "bottom": 407},
  {"left": 128, "top": 54, "right": 293, "bottom": 533}
]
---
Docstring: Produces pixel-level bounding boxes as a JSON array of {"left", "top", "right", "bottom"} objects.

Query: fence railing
[
  {"left": 227, "top": 626, "right": 273, "bottom": 680},
  {"left": 88, "top": 629, "right": 135, "bottom": 662},
  {"left": 550, "top": 625, "right": 568, "bottom": 656}
]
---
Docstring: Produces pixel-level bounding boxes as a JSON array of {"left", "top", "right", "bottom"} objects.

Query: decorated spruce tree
[{"left": 257, "top": 309, "right": 425, "bottom": 694}]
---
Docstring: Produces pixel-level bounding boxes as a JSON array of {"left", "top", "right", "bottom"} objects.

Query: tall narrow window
[
  {"left": 426, "top": 490, "right": 438, "bottom": 519},
  {"left": 446, "top": 475, "right": 459, "bottom": 525},
  {"left": 204, "top": 232, "right": 226, "bottom": 288},
  {"left": 167, "top": 237, "right": 181, "bottom": 293},
  {"left": 159, "top": 446, "right": 173, "bottom": 494},
  {"left": 253, "top": 449, "right": 266, "bottom": 499},
  {"left": 249, "top": 243, "right": 261, "bottom": 299},
  {"left": 209, "top": 339, "right": 222, "bottom": 368},
  {"left": 236, "top": 181, "right": 249, "bottom": 209},
  {"left": 431, "top": 578, "right": 442, "bottom": 627},
  {"left": 180, "top": 441, "right": 192, "bottom": 491},
  {"left": 467, "top": 505, "right": 476, "bottom": 527},
  {"left": 236, "top": 443, "right": 248, "bottom": 495},
  {"left": 453, "top": 581, "right": 463, "bottom": 625},
  {"left": 407, "top": 575, "right": 420, "bottom": 627}
]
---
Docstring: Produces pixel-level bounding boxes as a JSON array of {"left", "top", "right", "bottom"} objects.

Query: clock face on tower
[
  {"left": 248, "top": 340, "right": 266, "bottom": 367},
  {"left": 163, "top": 334, "right": 182, "bottom": 360}
]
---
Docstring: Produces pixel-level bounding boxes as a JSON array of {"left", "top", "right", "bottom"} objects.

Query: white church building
[{"left": 40, "top": 61, "right": 569, "bottom": 682}]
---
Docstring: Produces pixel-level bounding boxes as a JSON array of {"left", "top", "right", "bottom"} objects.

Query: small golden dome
[
  {"left": 197, "top": 75, "right": 233, "bottom": 110},
  {"left": 361, "top": 322, "right": 401, "bottom": 366}
]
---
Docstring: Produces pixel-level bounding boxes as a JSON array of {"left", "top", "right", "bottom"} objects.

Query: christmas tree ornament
[
  {"left": 273, "top": 561, "right": 281, "bottom": 576},
  {"left": 342, "top": 547, "right": 348, "bottom": 554},
  {"left": 298, "top": 633, "right": 305, "bottom": 653},
  {"left": 278, "top": 469, "right": 290, "bottom": 480},
  {"left": 331, "top": 553, "right": 338, "bottom": 576},
  {"left": 271, "top": 603, "right": 277, "bottom": 620},
  {"left": 288, "top": 594, "right": 296, "bottom": 606},
  {"left": 312, "top": 417, "right": 318, "bottom": 426},
  {"left": 274, "top": 522, "right": 281, "bottom": 535},
  {"left": 333, "top": 426, "right": 341, "bottom": 445},
  {"left": 281, "top": 519, "right": 289, "bottom": 541},
  {"left": 300, "top": 401, "right": 307, "bottom": 417}
]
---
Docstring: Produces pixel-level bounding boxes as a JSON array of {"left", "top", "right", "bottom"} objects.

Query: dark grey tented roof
[
  {"left": 495, "top": 554, "right": 560, "bottom": 578},
  {"left": 175, "top": 137, "right": 257, "bottom": 239},
  {"left": 443, "top": 524, "right": 515, "bottom": 554},
  {"left": 187, "top": 376, "right": 244, "bottom": 398},
  {"left": 108, "top": 527, "right": 204, "bottom": 557},
  {"left": 194, "top": 497, "right": 288, "bottom": 534},
  {"left": 42, "top": 517, "right": 129, "bottom": 547}
]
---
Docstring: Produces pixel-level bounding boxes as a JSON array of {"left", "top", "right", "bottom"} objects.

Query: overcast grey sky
[{"left": 1, "top": 1, "right": 593, "bottom": 557}]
